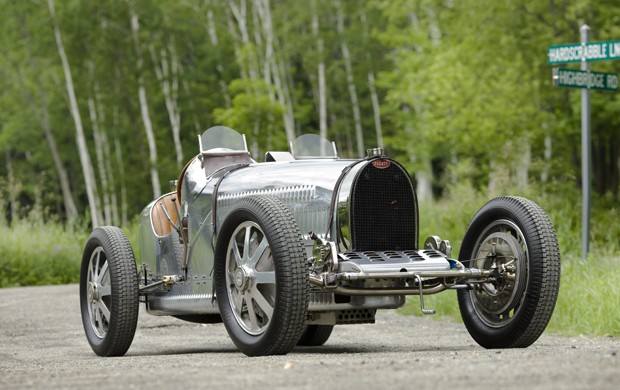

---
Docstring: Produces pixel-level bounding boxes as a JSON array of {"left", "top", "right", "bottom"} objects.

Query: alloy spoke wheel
[
  {"left": 86, "top": 247, "right": 113, "bottom": 338},
  {"left": 225, "top": 221, "right": 276, "bottom": 336}
]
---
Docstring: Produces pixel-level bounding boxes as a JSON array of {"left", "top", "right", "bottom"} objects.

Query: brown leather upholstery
[{"left": 151, "top": 193, "right": 179, "bottom": 238}]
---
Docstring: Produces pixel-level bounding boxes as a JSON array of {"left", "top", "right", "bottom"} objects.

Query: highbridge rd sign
[
  {"left": 547, "top": 40, "right": 620, "bottom": 64},
  {"left": 553, "top": 68, "right": 619, "bottom": 91}
]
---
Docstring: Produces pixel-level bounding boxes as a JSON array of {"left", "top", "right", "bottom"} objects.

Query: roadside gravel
[{"left": 0, "top": 284, "right": 618, "bottom": 389}]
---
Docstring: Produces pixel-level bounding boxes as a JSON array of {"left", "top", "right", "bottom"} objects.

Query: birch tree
[
  {"left": 87, "top": 89, "right": 112, "bottom": 225},
  {"left": 336, "top": 0, "right": 364, "bottom": 157},
  {"left": 312, "top": 0, "right": 327, "bottom": 141},
  {"left": 360, "top": 11, "right": 383, "bottom": 149},
  {"left": 206, "top": 5, "right": 232, "bottom": 108},
  {"left": 150, "top": 41, "right": 183, "bottom": 170},
  {"left": 48, "top": 0, "right": 102, "bottom": 227},
  {"left": 6, "top": 16, "right": 79, "bottom": 222},
  {"left": 130, "top": 8, "right": 161, "bottom": 198},
  {"left": 255, "top": 0, "right": 296, "bottom": 145}
]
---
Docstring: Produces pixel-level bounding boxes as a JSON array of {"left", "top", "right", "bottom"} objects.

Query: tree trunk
[
  {"left": 515, "top": 139, "right": 530, "bottom": 192},
  {"left": 312, "top": 1, "right": 327, "bottom": 141},
  {"left": 48, "top": 0, "right": 102, "bottom": 227},
  {"left": 541, "top": 134, "right": 552, "bottom": 183},
  {"left": 229, "top": 0, "right": 259, "bottom": 80},
  {"left": 88, "top": 95, "right": 112, "bottom": 225},
  {"left": 367, "top": 71, "right": 383, "bottom": 149},
  {"left": 130, "top": 10, "right": 161, "bottom": 198},
  {"left": 360, "top": 11, "right": 383, "bottom": 149},
  {"left": 9, "top": 25, "right": 79, "bottom": 223},
  {"left": 336, "top": 0, "right": 364, "bottom": 157},
  {"left": 114, "top": 138, "right": 129, "bottom": 226},
  {"left": 150, "top": 42, "right": 183, "bottom": 170},
  {"left": 206, "top": 7, "right": 232, "bottom": 108},
  {"left": 4, "top": 149, "right": 17, "bottom": 224},
  {"left": 254, "top": 0, "right": 296, "bottom": 145}
]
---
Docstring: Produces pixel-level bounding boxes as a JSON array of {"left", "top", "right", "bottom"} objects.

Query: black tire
[
  {"left": 457, "top": 196, "right": 560, "bottom": 348},
  {"left": 297, "top": 325, "right": 334, "bottom": 346},
  {"left": 80, "top": 226, "right": 139, "bottom": 357},
  {"left": 214, "top": 196, "right": 308, "bottom": 356}
]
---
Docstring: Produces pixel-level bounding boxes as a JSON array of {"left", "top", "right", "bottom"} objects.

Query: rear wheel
[
  {"left": 214, "top": 196, "right": 308, "bottom": 356},
  {"left": 297, "top": 325, "right": 334, "bottom": 346},
  {"left": 80, "top": 226, "right": 139, "bottom": 356},
  {"left": 457, "top": 196, "right": 560, "bottom": 348}
]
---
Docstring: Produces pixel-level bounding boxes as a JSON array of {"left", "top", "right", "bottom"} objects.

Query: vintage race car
[{"left": 80, "top": 126, "right": 561, "bottom": 357}]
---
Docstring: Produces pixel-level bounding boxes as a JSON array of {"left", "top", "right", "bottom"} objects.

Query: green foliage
[{"left": 0, "top": 219, "right": 88, "bottom": 287}]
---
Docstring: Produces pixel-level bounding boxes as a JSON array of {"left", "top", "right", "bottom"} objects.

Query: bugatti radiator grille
[{"left": 350, "top": 160, "right": 418, "bottom": 251}]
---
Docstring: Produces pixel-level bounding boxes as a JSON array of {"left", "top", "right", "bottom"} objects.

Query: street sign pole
[{"left": 581, "top": 24, "right": 591, "bottom": 259}]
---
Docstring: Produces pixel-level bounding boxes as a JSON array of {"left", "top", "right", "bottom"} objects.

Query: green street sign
[
  {"left": 553, "top": 68, "right": 618, "bottom": 91},
  {"left": 547, "top": 40, "right": 620, "bottom": 64}
]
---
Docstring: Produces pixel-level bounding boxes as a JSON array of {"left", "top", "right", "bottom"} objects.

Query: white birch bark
[
  {"left": 515, "top": 139, "right": 531, "bottom": 192},
  {"left": 254, "top": 0, "right": 296, "bottom": 144},
  {"left": 336, "top": 0, "right": 364, "bottom": 157},
  {"left": 541, "top": 134, "right": 552, "bottom": 183},
  {"left": 229, "top": 0, "right": 259, "bottom": 80},
  {"left": 9, "top": 38, "right": 79, "bottom": 222},
  {"left": 96, "top": 96, "right": 119, "bottom": 226},
  {"left": 114, "top": 138, "right": 128, "bottom": 227},
  {"left": 150, "top": 42, "right": 183, "bottom": 169},
  {"left": 4, "top": 149, "right": 17, "bottom": 222},
  {"left": 312, "top": 1, "right": 327, "bottom": 141},
  {"left": 130, "top": 10, "right": 161, "bottom": 198},
  {"left": 48, "top": 0, "right": 102, "bottom": 227},
  {"left": 367, "top": 71, "right": 383, "bottom": 149},
  {"left": 360, "top": 12, "right": 383, "bottom": 149},
  {"left": 206, "top": 7, "right": 232, "bottom": 108},
  {"left": 88, "top": 94, "right": 112, "bottom": 225},
  {"left": 112, "top": 68, "right": 128, "bottom": 226}
]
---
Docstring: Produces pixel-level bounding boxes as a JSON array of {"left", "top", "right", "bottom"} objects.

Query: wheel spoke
[
  {"left": 96, "top": 300, "right": 111, "bottom": 323},
  {"left": 93, "top": 304, "right": 105, "bottom": 335},
  {"left": 243, "top": 226, "right": 252, "bottom": 260},
  {"left": 232, "top": 240, "right": 243, "bottom": 267},
  {"left": 251, "top": 286, "right": 274, "bottom": 320},
  {"left": 99, "top": 285, "right": 111, "bottom": 297},
  {"left": 249, "top": 237, "right": 269, "bottom": 268},
  {"left": 233, "top": 291, "right": 244, "bottom": 316},
  {"left": 254, "top": 271, "right": 275, "bottom": 285},
  {"left": 97, "top": 260, "right": 109, "bottom": 284},
  {"left": 246, "top": 299, "right": 260, "bottom": 331},
  {"left": 90, "top": 251, "right": 100, "bottom": 282}
]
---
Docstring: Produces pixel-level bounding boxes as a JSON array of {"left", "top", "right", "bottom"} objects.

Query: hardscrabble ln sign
[{"left": 547, "top": 40, "right": 620, "bottom": 64}]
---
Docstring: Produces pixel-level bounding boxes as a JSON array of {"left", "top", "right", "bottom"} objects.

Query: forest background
[{"left": 0, "top": 0, "right": 619, "bottom": 335}]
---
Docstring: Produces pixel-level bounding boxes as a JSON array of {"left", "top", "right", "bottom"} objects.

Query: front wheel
[
  {"left": 214, "top": 196, "right": 308, "bottom": 356},
  {"left": 457, "top": 196, "right": 560, "bottom": 348},
  {"left": 80, "top": 226, "right": 139, "bottom": 356}
]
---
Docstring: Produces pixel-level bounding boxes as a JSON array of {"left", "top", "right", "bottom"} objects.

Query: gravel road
[{"left": 0, "top": 284, "right": 617, "bottom": 389}]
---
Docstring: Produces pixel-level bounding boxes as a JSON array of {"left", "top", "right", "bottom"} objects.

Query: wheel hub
[
  {"left": 87, "top": 282, "right": 99, "bottom": 303},
  {"left": 473, "top": 232, "right": 526, "bottom": 316},
  {"left": 234, "top": 267, "right": 250, "bottom": 291}
]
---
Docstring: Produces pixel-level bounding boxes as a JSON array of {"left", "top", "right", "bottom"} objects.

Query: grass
[
  {"left": 0, "top": 217, "right": 140, "bottom": 288},
  {"left": 0, "top": 219, "right": 89, "bottom": 287}
]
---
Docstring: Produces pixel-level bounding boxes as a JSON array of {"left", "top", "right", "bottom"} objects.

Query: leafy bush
[
  {"left": 0, "top": 218, "right": 139, "bottom": 287},
  {"left": 0, "top": 220, "right": 88, "bottom": 287}
]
